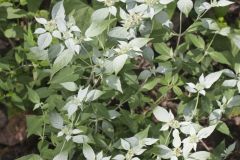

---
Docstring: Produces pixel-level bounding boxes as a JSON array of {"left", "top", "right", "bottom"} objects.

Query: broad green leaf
[
  {"left": 27, "top": 87, "right": 40, "bottom": 104},
  {"left": 113, "top": 54, "right": 128, "bottom": 74},
  {"left": 26, "top": 115, "right": 43, "bottom": 137},
  {"left": 52, "top": 49, "right": 74, "bottom": 76},
  {"left": 177, "top": 0, "right": 193, "bottom": 17},
  {"left": 217, "top": 122, "right": 230, "bottom": 136},
  {"left": 16, "top": 154, "right": 43, "bottom": 160},
  {"left": 209, "top": 51, "right": 230, "bottom": 65},
  {"left": 142, "top": 78, "right": 161, "bottom": 90},
  {"left": 105, "top": 75, "right": 123, "bottom": 93},
  {"left": 186, "top": 34, "right": 205, "bottom": 49},
  {"left": 85, "top": 19, "right": 115, "bottom": 38}
]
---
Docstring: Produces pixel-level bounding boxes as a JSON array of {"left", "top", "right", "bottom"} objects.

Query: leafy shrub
[{"left": 1, "top": 0, "right": 240, "bottom": 160}]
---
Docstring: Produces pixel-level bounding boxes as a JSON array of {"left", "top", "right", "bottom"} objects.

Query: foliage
[{"left": 0, "top": 0, "right": 240, "bottom": 159}]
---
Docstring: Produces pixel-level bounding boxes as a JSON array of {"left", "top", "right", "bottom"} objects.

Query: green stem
[
  {"left": 165, "top": 128, "right": 173, "bottom": 145},
  {"left": 193, "top": 92, "right": 200, "bottom": 119}
]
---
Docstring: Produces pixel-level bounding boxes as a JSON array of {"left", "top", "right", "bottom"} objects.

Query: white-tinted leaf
[
  {"left": 113, "top": 54, "right": 128, "bottom": 74},
  {"left": 53, "top": 152, "right": 68, "bottom": 160},
  {"left": 177, "top": 0, "right": 193, "bottom": 17},
  {"left": 49, "top": 112, "right": 63, "bottom": 129},
  {"left": 217, "top": 0, "right": 234, "bottom": 7},
  {"left": 38, "top": 32, "right": 52, "bottom": 49},
  {"left": 197, "top": 125, "right": 216, "bottom": 139},
  {"left": 203, "top": 71, "right": 222, "bottom": 88},
  {"left": 52, "top": 49, "right": 74, "bottom": 76},
  {"left": 78, "top": 86, "right": 89, "bottom": 102},
  {"left": 108, "top": 27, "right": 130, "bottom": 40},
  {"left": 153, "top": 106, "right": 171, "bottom": 123},
  {"left": 105, "top": 75, "right": 123, "bottom": 93},
  {"left": 61, "top": 82, "right": 78, "bottom": 91},
  {"left": 92, "top": 8, "right": 109, "bottom": 22},
  {"left": 66, "top": 103, "right": 78, "bottom": 117},
  {"left": 222, "top": 79, "right": 237, "bottom": 87},
  {"left": 83, "top": 144, "right": 95, "bottom": 160},
  {"left": 34, "top": 28, "right": 46, "bottom": 34},
  {"left": 120, "top": 139, "right": 130, "bottom": 150},
  {"left": 35, "top": 17, "right": 47, "bottom": 25},
  {"left": 129, "top": 38, "right": 151, "bottom": 49},
  {"left": 158, "top": 145, "right": 173, "bottom": 159},
  {"left": 160, "top": 0, "right": 174, "bottom": 4},
  {"left": 85, "top": 19, "right": 115, "bottom": 37},
  {"left": 52, "top": 1, "right": 65, "bottom": 19},
  {"left": 52, "top": 30, "right": 62, "bottom": 39},
  {"left": 143, "top": 138, "right": 158, "bottom": 145},
  {"left": 85, "top": 90, "right": 103, "bottom": 102},
  {"left": 112, "top": 154, "right": 125, "bottom": 160},
  {"left": 187, "top": 151, "right": 210, "bottom": 160},
  {"left": 227, "top": 95, "right": 240, "bottom": 108},
  {"left": 72, "top": 135, "right": 89, "bottom": 144}
]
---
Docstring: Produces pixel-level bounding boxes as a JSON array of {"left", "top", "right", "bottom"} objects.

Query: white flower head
[{"left": 182, "top": 125, "right": 216, "bottom": 157}]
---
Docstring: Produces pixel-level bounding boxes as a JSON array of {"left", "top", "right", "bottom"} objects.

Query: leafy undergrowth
[{"left": 0, "top": 0, "right": 240, "bottom": 160}]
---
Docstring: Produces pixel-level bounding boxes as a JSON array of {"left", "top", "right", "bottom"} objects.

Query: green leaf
[
  {"left": 27, "top": 87, "right": 40, "bottom": 104},
  {"left": 51, "top": 67, "right": 79, "bottom": 84},
  {"left": 16, "top": 154, "right": 43, "bottom": 160},
  {"left": 105, "top": 75, "right": 123, "bottom": 93},
  {"left": 142, "top": 78, "right": 161, "bottom": 91},
  {"left": 85, "top": 19, "right": 115, "bottom": 38},
  {"left": 26, "top": 115, "right": 44, "bottom": 137},
  {"left": 52, "top": 49, "right": 74, "bottom": 77},
  {"left": 209, "top": 51, "right": 230, "bottom": 65},
  {"left": 186, "top": 34, "right": 205, "bottom": 49},
  {"left": 217, "top": 122, "right": 231, "bottom": 136},
  {"left": 83, "top": 144, "right": 95, "bottom": 160},
  {"left": 177, "top": 0, "right": 193, "bottom": 17},
  {"left": 102, "top": 120, "right": 114, "bottom": 139}
]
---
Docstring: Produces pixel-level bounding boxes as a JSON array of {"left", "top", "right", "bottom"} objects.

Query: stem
[
  {"left": 197, "top": 33, "right": 217, "bottom": 63},
  {"left": 175, "top": 12, "right": 183, "bottom": 51},
  {"left": 192, "top": 92, "right": 200, "bottom": 119},
  {"left": 165, "top": 128, "right": 173, "bottom": 145},
  {"left": 200, "top": 139, "right": 211, "bottom": 151},
  {"left": 80, "top": 43, "right": 93, "bottom": 65},
  {"left": 60, "top": 140, "right": 66, "bottom": 152}
]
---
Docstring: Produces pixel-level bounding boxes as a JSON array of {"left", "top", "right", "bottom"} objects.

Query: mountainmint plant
[{"left": 6, "top": 0, "right": 239, "bottom": 160}]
